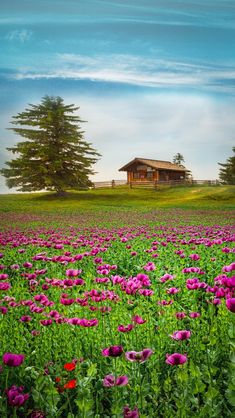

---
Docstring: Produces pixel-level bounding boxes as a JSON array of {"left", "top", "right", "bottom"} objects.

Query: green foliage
[
  {"left": 172, "top": 153, "right": 185, "bottom": 166},
  {"left": 0, "top": 96, "right": 100, "bottom": 194},
  {"left": 218, "top": 147, "right": 235, "bottom": 185}
]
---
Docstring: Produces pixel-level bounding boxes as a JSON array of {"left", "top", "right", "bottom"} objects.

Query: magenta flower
[
  {"left": 175, "top": 312, "right": 186, "bottom": 319},
  {"left": 66, "top": 269, "right": 82, "bottom": 277},
  {"left": 125, "top": 348, "right": 153, "bottom": 363},
  {"left": 0, "top": 273, "right": 8, "bottom": 280},
  {"left": 103, "top": 374, "right": 128, "bottom": 387},
  {"left": 102, "top": 345, "right": 123, "bottom": 357},
  {"left": 132, "top": 315, "right": 146, "bottom": 324},
  {"left": 189, "top": 312, "right": 200, "bottom": 318},
  {"left": 118, "top": 324, "right": 134, "bottom": 332},
  {"left": 226, "top": 298, "right": 235, "bottom": 313},
  {"left": 20, "top": 315, "right": 32, "bottom": 322},
  {"left": 0, "top": 282, "right": 11, "bottom": 291},
  {"left": 123, "top": 405, "right": 139, "bottom": 418},
  {"left": 40, "top": 319, "right": 53, "bottom": 326},
  {"left": 166, "top": 353, "right": 187, "bottom": 366},
  {"left": 171, "top": 330, "right": 191, "bottom": 340},
  {"left": 3, "top": 353, "right": 25, "bottom": 367},
  {"left": 7, "top": 385, "right": 29, "bottom": 407}
]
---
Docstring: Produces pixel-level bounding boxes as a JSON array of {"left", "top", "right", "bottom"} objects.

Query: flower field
[{"left": 0, "top": 209, "right": 235, "bottom": 417}]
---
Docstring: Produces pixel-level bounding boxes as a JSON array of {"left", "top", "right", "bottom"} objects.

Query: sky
[{"left": 0, "top": 0, "right": 235, "bottom": 192}]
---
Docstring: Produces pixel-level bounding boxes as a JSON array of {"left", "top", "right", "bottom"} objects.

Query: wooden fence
[
  {"left": 93, "top": 180, "right": 127, "bottom": 188},
  {"left": 93, "top": 179, "right": 220, "bottom": 189}
]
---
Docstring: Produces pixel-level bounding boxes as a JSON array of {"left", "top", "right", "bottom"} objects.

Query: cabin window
[
  {"left": 147, "top": 171, "right": 153, "bottom": 179},
  {"left": 133, "top": 172, "right": 140, "bottom": 179}
]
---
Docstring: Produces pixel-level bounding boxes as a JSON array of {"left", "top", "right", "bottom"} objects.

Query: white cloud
[
  {"left": 6, "top": 29, "right": 33, "bottom": 43},
  {"left": 10, "top": 53, "right": 235, "bottom": 93},
  {"left": 69, "top": 93, "right": 235, "bottom": 181}
]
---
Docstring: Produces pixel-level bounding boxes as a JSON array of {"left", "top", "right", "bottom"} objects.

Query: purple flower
[
  {"left": 171, "top": 330, "right": 191, "bottom": 340},
  {"left": 20, "top": 315, "right": 32, "bottom": 322},
  {"left": 0, "top": 274, "right": 8, "bottom": 280},
  {"left": 132, "top": 315, "right": 146, "bottom": 324},
  {"left": 125, "top": 348, "right": 153, "bottom": 363},
  {"left": 189, "top": 312, "right": 200, "bottom": 318},
  {"left": 3, "top": 353, "right": 25, "bottom": 367},
  {"left": 226, "top": 298, "right": 235, "bottom": 313},
  {"left": 0, "top": 282, "right": 11, "bottom": 291},
  {"left": 166, "top": 353, "right": 187, "bottom": 366},
  {"left": 123, "top": 405, "right": 139, "bottom": 418},
  {"left": 103, "top": 374, "right": 128, "bottom": 387},
  {"left": 7, "top": 385, "right": 29, "bottom": 407},
  {"left": 175, "top": 312, "right": 186, "bottom": 319},
  {"left": 102, "top": 345, "right": 123, "bottom": 357},
  {"left": 66, "top": 269, "right": 82, "bottom": 277},
  {"left": 118, "top": 324, "right": 134, "bottom": 332}
]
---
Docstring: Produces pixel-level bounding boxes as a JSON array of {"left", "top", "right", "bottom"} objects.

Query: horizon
[{"left": 0, "top": 0, "right": 235, "bottom": 193}]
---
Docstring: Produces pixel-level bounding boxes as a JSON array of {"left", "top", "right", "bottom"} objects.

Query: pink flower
[
  {"left": 66, "top": 269, "right": 82, "bottom": 277},
  {"left": 103, "top": 374, "right": 128, "bottom": 387},
  {"left": 189, "top": 254, "right": 200, "bottom": 261},
  {"left": 226, "top": 298, "right": 235, "bottom": 313},
  {"left": 7, "top": 385, "right": 29, "bottom": 407},
  {"left": 20, "top": 315, "right": 32, "bottom": 322},
  {"left": 102, "top": 345, "right": 123, "bottom": 357},
  {"left": 0, "top": 282, "right": 11, "bottom": 291},
  {"left": 118, "top": 324, "right": 134, "bottom": 332},
  {"left": 3, "top": 353, "right": 25, "bottom": 367},
  {"left": 125, "top": 348, "right": 153, "bottom": 363},
  {"left": 166, "top": 353, "right": 187, "bottom": 366},
  {"left": 189, "top": 312, "right": 200, "bottom": 318},
  {"left": 123, "top": 405, "right": 139, "bottom": 418},
  {"left": 175, "top": 312, "right": 186, "bottom": 319},
  {"left": 132, "top": 315, "right": 146, "bottom": 324},
  {"left": 171, "top": 330, "right": 191, "bottom": 340}
]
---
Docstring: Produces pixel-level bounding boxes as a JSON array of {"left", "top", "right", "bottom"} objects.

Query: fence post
[{"left": 111, "top": 180, "right": 115, "bottom": 188}]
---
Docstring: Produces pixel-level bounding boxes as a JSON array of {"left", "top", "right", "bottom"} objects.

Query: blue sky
[{"left": 0, "top": 0, "right": 235, "bottom": 192}]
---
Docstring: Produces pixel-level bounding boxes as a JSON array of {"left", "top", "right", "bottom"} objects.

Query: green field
[{"left": 0, "top": 185, "right": 234, "bottom": 214}]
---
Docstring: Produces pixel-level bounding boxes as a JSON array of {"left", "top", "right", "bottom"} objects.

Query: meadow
[{"left": 0, "top": 186, "right": 234, "bottom": 417}]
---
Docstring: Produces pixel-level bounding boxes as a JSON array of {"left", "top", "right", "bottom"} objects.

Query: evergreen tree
[
  {"left": 0, "top": 96, "right": 100, "bottom": 195},
  {"left": 218, "top": 147, "right": 235, "bottom": 184},
  {"left": 173, "top": 153, "right": 185, "bottom": 167}
]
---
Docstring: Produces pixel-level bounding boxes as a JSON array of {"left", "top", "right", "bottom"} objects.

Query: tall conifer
[{"left": 1, "top": 96, "right": 100, "bottom": 195}]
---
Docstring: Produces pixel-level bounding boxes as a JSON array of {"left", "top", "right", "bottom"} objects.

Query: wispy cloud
[
  {"left": 10, "top": 53, "right": 235, "bottom": 93},
  {"left": 5, "top": 29, "right": 33, "bottom": 43}
]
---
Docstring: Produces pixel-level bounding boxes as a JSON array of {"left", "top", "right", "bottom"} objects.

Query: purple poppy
[
  {"left": 132, "top": 315, "right": 146, "bottom": 324},
  {"left": 166, "top": 353, "right": 187, "bottom": 366},
  {"left": 171, "top": 330, "right": 191, "bottom": 340},
  {"left": 123, "top": 405, "right": 139, "bottom": 418},
  {"left": 125, "top": 348, "right": 153, "bottom": 363},
  {"left": 226, "top": 298, "right": 235, "bottom": 313},
  {"left": 118, "top": 324, "right": 134, "bottom": 332},
  {"left": 3, "top": 353, "right": 25, "bottom": 367},
  {"left": 103, "top": 374, "right": 128, "bottom": 387},
  {"left": 7, "top": 385, "right": 29, "bottom": 407},
  {"left": 102, "top": 345, "right": 123, "bottom": 357}
]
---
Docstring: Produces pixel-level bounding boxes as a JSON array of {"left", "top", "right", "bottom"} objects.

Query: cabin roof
[{"left": 119, "top": 158, "right": 188, "bottom": 172}]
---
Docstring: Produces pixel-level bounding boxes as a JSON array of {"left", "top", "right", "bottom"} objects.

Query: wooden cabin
[{"left": 119, "top": 158, "right": 188, "bottom": 184}]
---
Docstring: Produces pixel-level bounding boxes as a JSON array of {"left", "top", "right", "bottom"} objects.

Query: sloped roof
[{"left": 119, "top": 158, "right": 187, "bottom": 172}]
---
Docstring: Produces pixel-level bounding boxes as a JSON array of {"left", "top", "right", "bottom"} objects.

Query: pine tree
[
  {"left": 173, "top": 153, "right": 185, "bottom": 167},
  {"left": 218, "top": 147, "right": 235, "bottom": 185},
  {"left": 0, "top": 96, "right": 101, "bottom": 195}
]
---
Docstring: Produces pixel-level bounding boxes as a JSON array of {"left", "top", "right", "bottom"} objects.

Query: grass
[{"left": 0, "top": 184, "right": 234, "bottom": 214}]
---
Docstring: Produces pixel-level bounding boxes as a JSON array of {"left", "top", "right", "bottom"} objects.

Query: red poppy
[
  {"left": 55, "top": 377, "right": 61, "bottom": 383},
  {"left": 64, "top": 362, "right": 76, "bottom": 371},
  {"left": 64, "top": 379, "right": 77, "bottom": 389}
]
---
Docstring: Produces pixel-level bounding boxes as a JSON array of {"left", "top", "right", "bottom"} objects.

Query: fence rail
[
  {"left": 93, "top": 180, "right": 127, "bottom": 188},
  {"left": 92, "top": 179, "right": 220, "bottom": 189}
]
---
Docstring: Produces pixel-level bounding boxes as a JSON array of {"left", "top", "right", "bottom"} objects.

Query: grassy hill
[{"left": 0, "top": 184, "right": 234, "bottom": 214}]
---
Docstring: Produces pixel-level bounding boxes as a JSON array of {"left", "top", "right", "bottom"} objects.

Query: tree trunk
[{"left": 55, "top": 189, "right": 67, "bottom": 197}]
